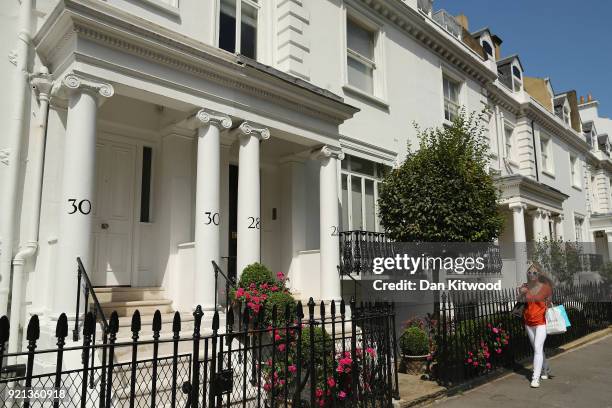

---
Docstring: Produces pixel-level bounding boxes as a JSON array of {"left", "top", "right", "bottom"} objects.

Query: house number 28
[{"left": 67, "top": 199, "right": 92, "bottom": 215}]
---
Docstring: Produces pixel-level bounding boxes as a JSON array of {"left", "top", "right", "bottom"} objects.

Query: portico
[{"left": 25, "top": 0, "right": 359, "bottom": 341}]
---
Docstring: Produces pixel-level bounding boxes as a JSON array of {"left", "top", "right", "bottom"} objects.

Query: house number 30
[{"left": 67, "top": 199, "right": 92, "bottom": 215}]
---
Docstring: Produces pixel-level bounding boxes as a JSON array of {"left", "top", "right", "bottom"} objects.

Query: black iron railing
[
  {"left": 0, "top": 299, "right": 399, "bottom": 407},
  {"left": 339, "top": 231, "right": 394, "bottom": 275},
  {"left": 433, "top": 283, "right": 612, "bottom": 386},
  {"left": 212, "top": 260, "right": 237, "bottom": 316},
  {"left": 74, "top": 257, "right": 110, "bottom": 391},
  {"left": 339, "top": 231, "right": 503, "bottom": 275}
]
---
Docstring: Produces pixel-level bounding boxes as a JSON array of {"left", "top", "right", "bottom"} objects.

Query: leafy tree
[
  {"left": 377, "top": 110, "right": 504, "bottom": 315},
  {"left": 530, "top": 238, "right": 582, "bottom": 286},
  {"left": 378, "top": 110, "right": 504, "bottom": 242}
]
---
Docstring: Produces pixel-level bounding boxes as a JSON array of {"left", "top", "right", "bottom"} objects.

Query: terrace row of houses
[{"left": 1, "top": 0, "right": 612, "bottom": 349}]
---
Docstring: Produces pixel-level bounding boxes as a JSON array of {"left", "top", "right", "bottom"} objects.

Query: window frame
[
  {"left": 442, "top": 72, "right": 462, "bottom": 124},
  {"left": 539, "top": 134, "right": 554, "bottom": 176},
  {"left": 216, "top": 0, "right": 261, "bottom": 60},
  {"left": 503, "top": 122, "right": 517, "bottom": 165},
  {"left": 569, "top": 153, "right": 581, "bottom": 189},
  {"left": 342, "top": 6, "right": 387, "bottom": 103},
  {"left": 340, "top": 155, "right": 387, "bottom": 233}
]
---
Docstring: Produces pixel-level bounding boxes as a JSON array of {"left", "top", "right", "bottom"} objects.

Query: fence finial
[
  {"left": 131, "top": 310, "right": 141, "bottom": 334},
  {"left": 308, "top": 297, "right": 315, "bottom": 319},
  {"left": 27, "top": 315, "right": 40, "bottom": 342},
  {"left": 212, "top": 310, "right": 220, "bottom": 332},
  {"left": 296, "top": 301, "right": 304, "bottom": 320},
  {"left": 109, "top": 311, "right": 119, "bottom": 335},
  {"left": 172, "top": 311, "right": 181, "bottom": 334},
  {"left": 330, "top": 300, "right": 336, "bottom": 317},
  {"left": 83, "top": 312, "right": 95, "bottom": 337},
  {"left": 0, "top": 315, "right": 9, "bottom": 344},
  {"left": 56, "top": 313, "right": 68, "bottom": 339},
  {"left": 340, "top": 299, "right": 346, "bottom": 316},
  {"left": 153, "top": 310, "right": 162, "bottom": 333},
  {"left": 319, "top": 301, "right": 326, "bottom": 319}
]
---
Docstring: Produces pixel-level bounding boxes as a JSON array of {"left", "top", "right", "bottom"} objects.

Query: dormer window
[
  {"left": 563, "top": 106, "right": 571, "bottom": 125},
  {"left": 512, "top": 65, "right": 522, "bottom": 92},
  {"left": 482, "top": 41, "right": 493, "bottom": 58}
]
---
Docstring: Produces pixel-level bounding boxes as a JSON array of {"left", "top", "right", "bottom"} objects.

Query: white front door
[{"left": 91, "top": 137, "right": 137, "bottom": 286}]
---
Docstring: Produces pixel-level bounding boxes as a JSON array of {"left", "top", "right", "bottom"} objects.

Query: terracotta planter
[{"left": 399, "top": 354, "right": 430, "bottom": 375}]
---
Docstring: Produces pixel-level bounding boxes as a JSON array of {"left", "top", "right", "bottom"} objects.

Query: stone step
[
  {"left": 99, "top": 299, "right": 174, "bottom": 317},
  {"left": 93, "top": 286, "right": 167, "bottom": 303}
]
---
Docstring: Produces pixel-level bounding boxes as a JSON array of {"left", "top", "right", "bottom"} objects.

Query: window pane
[
  {"left": 347, "top": 56, "right": 373, "bottom": 93},
  {"left": 140, "top": 147, "right": 153, "bottom": 222},
  {"left": 341, "top": 174, "right": 349, "bottom": 231},
  {"left": 364, "top": 179, "right": 375, "bottom": 231},
  {"left": 351, "top": 176, "right": 363, "bottom": 230},
  {"left": 240, "top": 1, "right": 257, "bottom": 59},
  {"left": 349, "top": 155, "right": 375, "bottom": 176},
  {"left": 347, "top": 19, "right": 373, "bottom": 59},
  {"left": 219, "top": 0, "right": 236, "bottom": 53}
]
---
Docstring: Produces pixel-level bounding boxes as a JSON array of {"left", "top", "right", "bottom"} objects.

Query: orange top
[{"left": 523, "top": 284, "right": 552, "bottom": 327}]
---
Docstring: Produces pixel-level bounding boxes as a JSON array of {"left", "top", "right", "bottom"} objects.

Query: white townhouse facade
[{"left": 0, "top": 0, "right": 607, "bottom": 350}]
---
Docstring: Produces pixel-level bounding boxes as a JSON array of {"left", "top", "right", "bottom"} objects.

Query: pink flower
[
  {"left": 277, "top": 344, "right": 286, "bottom": 352},
  {"left": 264, "top": 383, "right": 272, "bottom": 392},
  {"left": 270, "top": 285, "right": 279, "bottom": 292},
  {"left": 277, "top": 272, "right": 285, "bottom": 280},
  {"left": 338, "top": 391, "right": 347, "bottom": 400},
  {"left": 492, "top": 327, "right": 499, "bottom": 334},
  {"left": 327, "top": 377, "right": 336, "bottom": 388},
  {"left": 365, "top": 347, "right": 376, "bottom": 357},
  {"left": 288, "top": 364, "right": 297, "bottom": 373},
  {"left": 473, "top": 362, "right": 479, "bottom": 367},
  {"left": 466, "top": 358, "right": 472, "bottom": 363},
  {"left": 315, "top": 389, "right": 323, "bottom": 398},
  {"left": 236, "top": 287, "right": 245, "bottom": 297},
  {"left": 275, "top": 333, "right": 282, "bottom": 341},
  {"left": 486, "top": 363, "right": 491, "bottom": 369}
]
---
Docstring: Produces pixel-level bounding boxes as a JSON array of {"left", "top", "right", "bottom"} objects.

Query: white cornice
[
  {"left": 33, "top": 0, "right": 359, "bottom": 126},
  {"left": 350, "top": 0, "right": 497, "bottom": 85}
]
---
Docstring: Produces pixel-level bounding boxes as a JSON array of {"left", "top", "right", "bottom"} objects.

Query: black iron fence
[
  {"left": 433, "top": 283, "right": 612, "bottom": 386},
  {"left": 0, "top": 299, "right": 399, "bottom": 407}
]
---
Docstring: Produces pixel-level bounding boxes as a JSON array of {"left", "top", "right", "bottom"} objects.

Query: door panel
[{"left": 91, "top": 138, "right": 136, "bottom": 286}]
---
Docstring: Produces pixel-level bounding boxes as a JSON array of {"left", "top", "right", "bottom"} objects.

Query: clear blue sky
[{"left": 435, "top": 0, "right": 612, "bottom": 118}]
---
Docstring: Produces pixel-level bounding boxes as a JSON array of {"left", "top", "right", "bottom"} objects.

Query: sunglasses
[{"left": 527, "top": 271, "right": 538, "bottom": 276}]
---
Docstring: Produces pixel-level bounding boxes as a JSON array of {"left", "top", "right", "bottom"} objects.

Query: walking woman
[{"left": 519, "top": 262, "right": 553, "bottom": 388}]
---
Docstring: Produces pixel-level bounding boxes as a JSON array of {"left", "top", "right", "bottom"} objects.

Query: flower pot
[{"left": 399, "top": 354, "right": 430, "bottom": 375}]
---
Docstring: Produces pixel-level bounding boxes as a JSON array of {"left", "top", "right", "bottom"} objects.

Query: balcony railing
[
  {"left": 432, "top": 9, "right": 462, "bottom": 40},
  {"left": 339, "top": 231, "right": 503, "bottom": 275}
]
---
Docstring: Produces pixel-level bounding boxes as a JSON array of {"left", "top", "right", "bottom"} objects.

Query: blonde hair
[{"left": 527, "top": 261, "right": 554, "bottom": 287}]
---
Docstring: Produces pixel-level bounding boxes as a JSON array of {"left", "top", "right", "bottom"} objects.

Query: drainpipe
[
  {"left": 8, "top": 68, "right": 52, "bottom": 355},
  {"left": 0, "top": 0, "right": 33, "bottom": 315},
  {"left": 531, "top": 119, "right": 539, "bottom": 182}
]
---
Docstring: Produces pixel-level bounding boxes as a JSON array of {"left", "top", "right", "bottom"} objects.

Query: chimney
[
  {"left": 587, "top": 93, "right": 593, "bottom": 103},
  {"left": 580, "top": 95, "right": 585, "bottom": 104},
  {"left": 455, "top": 14, "right": 469, "bottom": 31}
]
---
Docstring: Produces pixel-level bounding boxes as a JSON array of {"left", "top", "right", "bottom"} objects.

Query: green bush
[
  {"left": 265, "top": 291, "right": 296, "bottom": 325},
  {"left": 299, "top": 326, "right": 334, "bottom": 369},
  {"left": 238, "top": 263, "right": 274, "bottom": 288},
  {"left": 400, "top": 327, "right": 429, "bottom": 356}
]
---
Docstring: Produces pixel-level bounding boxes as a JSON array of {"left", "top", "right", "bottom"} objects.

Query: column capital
[
  {"left": 312, "top": 145, "right": 345, "bottom": 161},
  {"left": 51, "top": 72, "right": 114, "bottom": 106},
  {"left": 238, "top": 121, "right": 270, "bottom": 141},
  {"left": 194, "top": 109, "right": 232, "bottom": 129},
  {"left": 509, "top": 202, "right": 527, "bottom": 212}
]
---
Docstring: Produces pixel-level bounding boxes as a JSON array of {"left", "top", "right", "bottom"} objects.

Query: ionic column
[
  {"left": 193, "top": 109, "right": 232, "bottom": 311},
  {"left": 236, "top": 122, "right": 269, "bottom": 277},
  {"left": 555, "top": 215, "right": 564, "bottom": 240},
  {"left": 510, "top": 203, "right": 528, "bottom": 285},
  {"left": 314, "top": 146, "right": 344, "bottom": 302},
  {"left": 605, "top": 231, "right": 612, "bottom": 262},
  {"left": 532, "top": 209, "right": 543, "bottom": 241},
  {"left": 53, "top": 73, "right": 114, "bottom": 315},
  {"left": 542, "top": 211, "right": 551, "bottom": 240}
]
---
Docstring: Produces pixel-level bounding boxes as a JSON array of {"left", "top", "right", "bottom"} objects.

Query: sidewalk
[{"left": 427, "top": 333, "right": 612, "bottom": 407}]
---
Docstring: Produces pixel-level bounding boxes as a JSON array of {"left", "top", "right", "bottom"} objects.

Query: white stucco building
[{"left": 0, "top": 0, "right": 608, "bottom": 349}]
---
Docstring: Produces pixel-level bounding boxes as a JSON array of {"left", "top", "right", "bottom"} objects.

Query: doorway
[{"left": 228, "top": 164, "right": 238, "bottom": 281}]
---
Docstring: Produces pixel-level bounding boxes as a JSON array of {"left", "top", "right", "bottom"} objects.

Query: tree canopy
[{"left": 378, "top": 111, "right": 504, "bottom": 242}]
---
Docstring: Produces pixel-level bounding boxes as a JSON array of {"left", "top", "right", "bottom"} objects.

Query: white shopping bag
[{"left": 546, "top": 306, "right": 567, "bottom": 335}]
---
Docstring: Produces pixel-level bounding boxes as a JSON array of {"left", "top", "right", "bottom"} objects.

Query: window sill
[
  {"left": 342, "top": 85, "right": 389, "bottom": 109},
  {"left": 572, "top": 184, "right": 582, "bottom": 192},
  {"left": 140, "top": 0, "right": 180, "bottom": 17},
  {"left": 541, "top": 169, "right": 555, "bottom": 179}
]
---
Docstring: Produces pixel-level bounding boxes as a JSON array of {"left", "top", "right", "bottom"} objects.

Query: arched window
[{"left": 482, "top": 41, "right": 493, "bottom": 58}]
